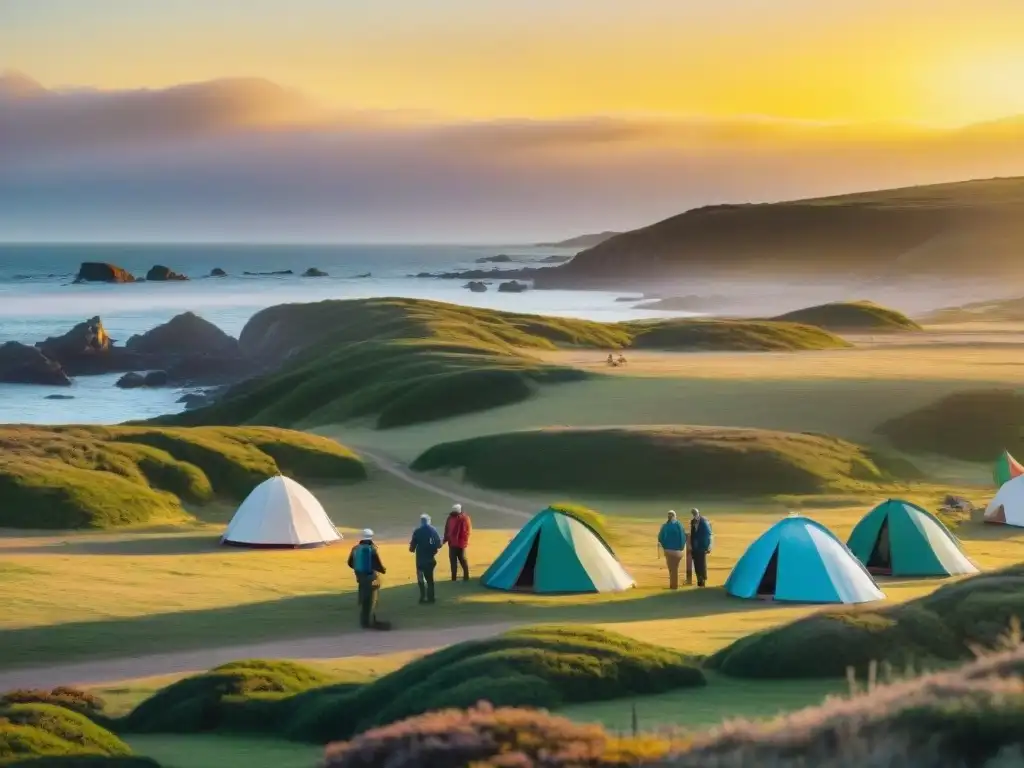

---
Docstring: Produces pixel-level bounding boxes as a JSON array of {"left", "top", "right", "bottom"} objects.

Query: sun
[{"left": 937, "top": 48, "right": 1024, "bottom": 125}]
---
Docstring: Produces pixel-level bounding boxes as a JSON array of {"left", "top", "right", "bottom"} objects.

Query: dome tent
[
  {"left": 985, "top": 474, "right": 1024, "bottom": 527},
  {"left": 846, "top": 499, "right": 977, "bottom": 577},
  {"left": 994, "top": 450, "right": 1024, "bottom": 487},
  {"left": 222, "top": 475, "right": 342, "bottom": 548},
  {"left": 726, "top": 515, "right": 883, "bottom": 604},
  {"left": 482, "top": 507, "right": 634, "bottom": 594}
]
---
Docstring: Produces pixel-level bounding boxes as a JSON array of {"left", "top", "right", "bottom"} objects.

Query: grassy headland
[
  {"left": 410, "top": 426, "right": 920, "bottom": 497},
  {"left": 0, "top": 426, "right": 364, "bottom": 530},
  {"left": 771, "top": 301, "right": 922, "bottom": 332},
  {"left": 157, "top": 298, "right": 847, "bottom": 430}
]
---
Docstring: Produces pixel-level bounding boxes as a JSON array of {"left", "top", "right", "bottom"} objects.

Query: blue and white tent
[{"left": 726, "top": 515, "right": 884, "bottom": 604}]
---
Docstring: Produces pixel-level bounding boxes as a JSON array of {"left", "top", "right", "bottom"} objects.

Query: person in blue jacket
[
  {"left": 409, "top": 513, "right": 442, "bottom": 604},
  {"left": 657, "top": 510, "right": 687, "bottom": 589},
  {"left": 348, "top": 529, "right": 389, "bottom": 629},
  {"left": 690, "top": 508, "right": 713, "bottom": 588}
]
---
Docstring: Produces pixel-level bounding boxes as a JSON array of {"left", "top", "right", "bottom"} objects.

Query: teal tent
[
  {"left": 847, "top": 499, "right": 978, "bottom": 577},
  {"left": 726, "top": 515, "right": 884, "bottom": 604},
  {"left": 482, "top": 507, "right": 634, "bottom": 593}
]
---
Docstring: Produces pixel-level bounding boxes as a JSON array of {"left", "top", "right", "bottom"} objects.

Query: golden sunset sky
[{"left": 4, "top": 0, "right": 1024, "bottom": 126}]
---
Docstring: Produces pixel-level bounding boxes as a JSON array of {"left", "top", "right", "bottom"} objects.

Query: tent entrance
[
  {"left": 756, "top": 546, "right": 779, "bottom": 600},
  {"left": 867, "top": 517, "right": 892, "bottom": 575},
  {"left": 513, "top": 532, "right": 542, "bottom": 591}
]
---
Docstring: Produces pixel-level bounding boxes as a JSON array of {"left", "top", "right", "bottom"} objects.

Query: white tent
[
  {"left": 985, "top": 474, "right": 1024, "bottom": 527},
  {"left": 222, "top": 475, "right": 342, "bottom": 548}
]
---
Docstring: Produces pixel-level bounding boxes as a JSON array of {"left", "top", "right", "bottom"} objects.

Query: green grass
[
  {"left": 707, "top": 563, "right": 1024, "bottom": 679},
  {"left": 410, "top": 426, "right": 921, "bottom": 497},
  {"left": 0, "top": 426, "right": 365, "bottom": 530},
  {"left": 156, "top": 298, "right": 847, "bottom": 431},
  {"left": 0, "top": 703, "right": 137, "bottom": 765},
  {"left": 877, "top": 389, "right": 1024, "bottom": 462},
  {"left": 771, "top": 301, "right": 922, "bottom": 332},
  {"left": 125, "top": 735, "right": 318, "bottom": 768}
]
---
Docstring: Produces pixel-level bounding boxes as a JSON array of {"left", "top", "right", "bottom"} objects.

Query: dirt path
[
  {"left": 0, "top": 452, "right": 531, "bottom": 690},
  {"left": 0, "top": 622, "right": 521, "bottom": 691}
]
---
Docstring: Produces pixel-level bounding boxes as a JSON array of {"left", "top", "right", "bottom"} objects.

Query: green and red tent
[{"left": 993, "top": 450, "right": 1024, "bottom": 487}]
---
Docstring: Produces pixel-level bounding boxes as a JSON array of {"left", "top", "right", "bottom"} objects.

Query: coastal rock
[
  {"left": 353, "top": 272, "right": 372, "bottom": 279},
  {"left": 116, "top": 372, "right": 146, "bottom": 389},
  {"left": 243, "top": 270, "right": 293, "bottom": 276},
  {"left": 165, "top": 353, "right": 256, "bottom": 384},
  {"left": 144, "top": 370, "right": 169, "bottom": 387},
  {"left": 146, "top": 265, "right": 189, "bottom": 281},
  {"left": 33, "top": 316, "right": 138, "bottom": 376},
  {"left": 0, "top": 342, "right": 71, "bottom": 386},
  {"left": 45, "top": 394, "right": 75, "bottom": 400},
  {"left": 303, "top": 267, "right": 328, "bottom": 277},
  {"left": 177, "top": 392, "right": 210, "bottom": 410},
  {"left": 125, "top": 312, "right": 240, "bottom": 358},
  {"left": 74, "top": 262, "right": 136, "bottom": 283},
  {"left": 538, "top": 255, "right": 572, "bottom": 263},
  {"left": 465, "top": 281, "right": 488, "bottom": 293},
  {"left": 476, "top": 254, "right": 513, "bottom": 264},
  {"left": 210, "top": 268, "right": 227, "bottom": 277},
  {"left": 497, "top": 280, "right": 529, "bottom": 293}
]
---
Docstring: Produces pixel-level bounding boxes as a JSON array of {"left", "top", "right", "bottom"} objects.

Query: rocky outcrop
[
  {"left": 497, "top": 280, "right": 529, "bottom": 293},
  {"left": 146, "top": 265, "right": 188, "bottom": 281},
  {"left": 74, "top": 262, "right": 136, "bottom": 283},
  {"left": 210, "top": 268, "right": 227, "bottom": 277},
  {"left": 244, "top": 270, "right": 293, "bottom": 276},
  {"left": 144, "top": 370, "right": 169, "bottom": 386},
  {"left": 465, "top": 281, "right": 488, "bottom": 293},
  {"left": 476, "top": 254, "right": 513, "bottom": 264},
  {"left": 34, "top": 316, "right": 137, "bottom": 376},
  {"left": 124, "top": 312, "right": 253, "bottom": 385},
  {"left": 115, "top": 372, "right": 145, "bottom": 389},
  {"left": 0, "top": 342, "right": 71, "bottom": 386},
  {"left": 303, "top": 267, "right": 328, "bottom": 277},
  {"left": 45, "top": 394, "right": 75, "bottom": 400}
]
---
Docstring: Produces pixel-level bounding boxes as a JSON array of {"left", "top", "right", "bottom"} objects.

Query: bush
[
  {"left": 0, "top": 704, "right": 134, "bottom": 765},
  {"left": 708, "top": 564, "right": 1024, "bottom": 679},
  {"left": 287, "top": 626, "right": 704, "bottom": 743},
  {"left": 121, "top": 660, "right": 338, "bottom": 734},
  {"left": 0, "top": 426, "right": 364, "bottom": 530},
  {"left": 0, "top": 690, "right": 105, "bottom": 720},
  {"left": 877, "top": 390, "right": 1024, "bottom": 461},
  {"left": 322, "top": 702, "right": 676, "bottom": 768},
  {"left": 411, "top": 426, "right": 919, "bottom": 497}
]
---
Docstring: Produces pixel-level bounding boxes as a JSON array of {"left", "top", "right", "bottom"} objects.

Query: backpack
[{"left": 353, "top": 543, "right": 374, "bottom": 575}]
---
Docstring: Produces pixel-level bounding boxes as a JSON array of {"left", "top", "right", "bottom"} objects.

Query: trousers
[
  {"left": 692, "top": 550, "right": 708, "bottom": 587},
  {"left": 449, "top": 546, "right": 469, "bottom": 580},
  {"left": 356, "top": 574, "right": 380, "bottom": 628},
  {"left": 663, "top": 550, "right": 684, "bottom": 589},
  {"left": 417, "top": 562, "right": 436, "bottom": 602}
]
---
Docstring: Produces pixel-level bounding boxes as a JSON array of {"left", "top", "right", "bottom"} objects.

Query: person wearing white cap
[
  {"left": 442, "top": 503, "right": 472, "bottom": 582},
  {"left": 657, "top": 510, "right": 687, "bottom": 590},
  {"left": 409, "top": 513, "right": 442, "bottom": 604},
  {"left": 347, "top": 528, "right": 390, "bottom": 629}
]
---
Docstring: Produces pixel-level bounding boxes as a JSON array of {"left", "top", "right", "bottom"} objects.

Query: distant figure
[
  {"left": 348, "top": 529, "right": 390, "bottom": 629},
  {"left": 443, "top": 503, "right": 472, "bottom": 581},
  {"left": 606, "top": 353, "right": 616, "bottom": 366},
  {"left": 658, "top": 510, "right": 687, "bottom": 590},
  {"left": 617, "top": 354, "right": 627, "bottom": 366},
  {"left": 409, "top": 513, "right": 442, "bottom": 604},
  {"left": 689, "top": 509, "right": 713, "bottom": 588}
]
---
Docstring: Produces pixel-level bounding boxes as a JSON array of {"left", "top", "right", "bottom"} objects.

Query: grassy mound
[
  {"left": 287, "top": 626, "right": 703, "bottom": 744},
  {"left": 158, "top": 298, "right": 847, "bottom": 430},
  {"left": 121, "top": 660, "right": 339, "bottom": 734},
  {"left": 411, "top": 426, "right": 919, "bottom": 497},
  {"left": 707, "top": 563, "right": 1024, "bottom": 679},
  {"left": 625, "top": 318, "right": 849, "bottom": 351},
  {"left": 0, "top": 703, "right": 135, "bottom": 765},
  {"left": 771, "top": 300, "right": 922, "bottom": 332},
  {"left": 876, "top": 389, "right": 1024, "bottom": 461},
  {"left": 0, "top": 426, "right": 364, "bottom": 530},
  {"left": 323, "top": 702, "right": 675, "bottom": 767},
  {"left": 1, "top": 690, "right": 106, "bottom": 722}
]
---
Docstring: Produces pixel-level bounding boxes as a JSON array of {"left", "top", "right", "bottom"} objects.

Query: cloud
[{"left": 1, "top": 74, "right": 1023, "bottom": 241}]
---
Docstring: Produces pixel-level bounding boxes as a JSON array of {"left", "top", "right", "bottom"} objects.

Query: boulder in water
[
  {"left": 210, "top": 268, "right": 227, "bottom": 277},
  {"left": 146, "top": 265, "right": 188, "bottom": 281},
  {"left": 74, "top": 262, "right": 136, "bottom": 283},
  {"left": 115, "top": 372, "right": 146, "bottom": 389},
  {"left": 303, "top": 267, "right": 328, "bottom": 277},
  {"left": 144, "top": 370, "right": 169, "bottom": 386},
  {"left": 35, "top": 316, "right": 145, "bottom": 376},
  {"left": 243, "top": 270, "right": 293, "bottom": 276},
  {"left": 497, "top": 280, "right": 529, "bottom": 293},
  {"left": 0, "top": 342, "right": 71, "bottom": 386},
  {"left": 465, "top": 281, "right": 488, "bottom": 293},
  {"left": 125, "top": 312, "right": 239, "bottom": 358},
  {"left": 45, "top": 394, "right": 75, "bottom": 400}
]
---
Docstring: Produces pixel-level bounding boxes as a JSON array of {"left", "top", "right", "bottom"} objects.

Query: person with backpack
[
  {"left": 347, "top": 529, "right": 390, "bottom": 629},
  {"left": 409, "top": 513, "right": 442, "bottom": 604},
  {"left": 690, "top": 508, "right": 713, "bottom": 588},
  {"left": 443, "top": 503, "right": 472, "bottom": 581},
  {"left": 657, "top": 510, "right": 687, "bottom": 590}
]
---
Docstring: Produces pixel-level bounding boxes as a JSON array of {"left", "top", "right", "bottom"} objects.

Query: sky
[
  {"left": 4, "top": 0, "right": 1024, "bottom": 126},
  {"left": 2, "top": 0, "right": 1024, "bottom": 241}
]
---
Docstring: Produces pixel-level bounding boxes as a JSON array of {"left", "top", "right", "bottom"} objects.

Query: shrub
[
  {"left": 411, "top": 426, "right": 919, "bottom": 497},
  {"left": 708, "top": 564, "right": 1024, "bottom": 679},
  {"left": 0, "top": 704, "right": 133, "bottom": 765},
  {"left": 0, "top": 690, "right": 105, "bottom": 719},
  {"left": 322, "top": 702, "right": 677, "bottom": 768},
  {"left": 121, "top": 660, "right": 338, "bottom": 734},
  {"left": 287, "top": 626, "right": 704, "bottom": 743}
]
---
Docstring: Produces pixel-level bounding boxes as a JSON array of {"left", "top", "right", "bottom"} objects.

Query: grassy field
[
  {"left": 0, "top": 425, "right": 364, "bottom": 530},
  {"left": 125, "top": 734, "right": 321, "bottom": 768},
  {"left": 771, "top": 300, "right": 922, "bottom": 332}
]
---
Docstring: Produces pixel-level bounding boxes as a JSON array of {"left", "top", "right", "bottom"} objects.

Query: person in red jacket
[{"left": 442, "top": 503, "right": 472, "bottom": 581}]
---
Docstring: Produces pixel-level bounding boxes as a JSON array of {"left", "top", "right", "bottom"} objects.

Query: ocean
[{"left": 0, "top": 243, "right": 677, "bottom": 425}]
